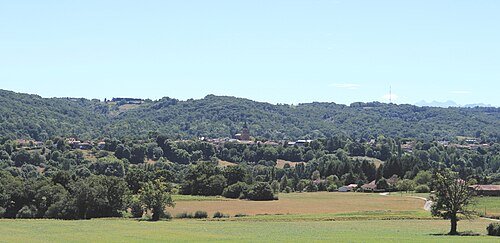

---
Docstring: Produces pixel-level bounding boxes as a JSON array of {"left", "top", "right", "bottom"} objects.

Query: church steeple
[{"left": 241, "top": 122, "right": 250, "bottom": 141}]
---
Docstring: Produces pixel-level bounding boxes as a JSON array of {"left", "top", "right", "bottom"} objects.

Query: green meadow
[
  {"left": 0, "top": 218, "right": 497, "bottom": 243},
  {"left": 1, "top": 192, "right": 499, "bottom": 242}
]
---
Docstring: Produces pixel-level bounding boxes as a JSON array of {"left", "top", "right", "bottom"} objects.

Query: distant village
[
  {"left": 13, "top": 123, "right": 491, "bottom": 153},
  {"left": 10, "top": 124, "right": 498, "bottom": 196}
]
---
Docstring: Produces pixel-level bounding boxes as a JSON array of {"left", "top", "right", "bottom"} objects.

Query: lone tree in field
[
  {"left": 139, "top": 179, "right": 175, "bottom": 221},
  {"left": 430, "top": 169, "right": 477, "bottom": 235}
]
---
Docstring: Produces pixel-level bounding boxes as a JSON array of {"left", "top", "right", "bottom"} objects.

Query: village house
[
  {"left": 287, "top": 139, "right": 313, "bottom": 147},
  {"left": 401, "top": 142, "right": 415, "bottom": 153},
  {"left": 338, "top": 184, "right": 358, "bottom": 192},
  {"left": 470, "top": 185, "right": 500, "bottom": 196},
  {"left": 77, "top": 142, "right": 93, "bottom": 150},
  {"left": 14, "top": 139, "right": 45, "bottom": 149},
  {"left": 295, "top": 140, "right": 313, "bottom": 147},
  {"left": 67, "top": 138, "right": 81, "bottom": 149},
  {"left": 361, "top": 180, "right": 377, "bottom": 192},
  {"left": 97, "top": 141, "right": 106, "bottom": 150}
]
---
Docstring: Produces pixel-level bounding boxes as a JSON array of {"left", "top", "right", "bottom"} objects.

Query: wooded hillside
[{"left": 1, "top": 90, "right": 498, "bottom": 141}]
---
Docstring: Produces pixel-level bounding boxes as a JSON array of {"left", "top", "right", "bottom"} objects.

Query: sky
[{"left": 0, "top": 0, "right": 499, "bottom": 106}]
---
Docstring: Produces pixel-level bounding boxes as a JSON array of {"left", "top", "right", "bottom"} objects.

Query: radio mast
[{"left": 389, "top": 86, "right": 392, "bottom": 103}]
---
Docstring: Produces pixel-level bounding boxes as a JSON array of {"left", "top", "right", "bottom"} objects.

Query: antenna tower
[{"left": 389, "top": 86, "right": 392, "bottom": 103}]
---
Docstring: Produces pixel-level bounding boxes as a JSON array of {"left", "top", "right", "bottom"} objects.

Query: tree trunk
[
  {"left": 449, "top": 215, "right": 458, "bottom": 235},
  {"left": 151, "top": 209, "right": 160, "bottom": 221}
]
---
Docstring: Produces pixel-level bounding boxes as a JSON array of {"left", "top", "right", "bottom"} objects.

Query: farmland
[
  {"left": 170, "top": 192, "right": 424, "bottom": 216},
  {"left": 1, "top": 192, "right": 499, "bottom": 242}
]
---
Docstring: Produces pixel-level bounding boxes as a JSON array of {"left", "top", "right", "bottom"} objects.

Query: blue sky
[{"left": 0, "top": 0, "right": 499, "bottom": 106}]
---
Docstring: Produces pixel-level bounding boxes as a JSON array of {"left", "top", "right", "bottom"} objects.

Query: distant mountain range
[
  {"left": 415, "top": 100, "right": 494, "bottom": 108},
  {"left": 0, "top": 89, "right": 499, "bottom": 141}
]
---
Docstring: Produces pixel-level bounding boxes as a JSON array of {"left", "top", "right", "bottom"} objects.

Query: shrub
[
  {"left": 305, "top": 182, "right": 318, "bottom": 192},
  {"left": 247, "top": 182, "right": 275, "bottom": 201},
  {"left": 45, "top": 200, "right": 79, "bottom": 220},
  {"left": 161, "top": 211, "right": 172, "bottom": 220},
  {"left": 95, "top": 150, "right": 110, "bottom": 158},
  {"left": 327, "top": 184, "right": 338, "bottom": 192},
  {"left": 120, "top": 210, "right": 133, "bottom": 218},
  {"left": 296, "top": 180, "right": 307, "bottom": 192},
  {"left": 317, "top": 180, "right": 328, "bottom": 191},
  {"left": 130, "top": 196, "right": 144, "bottom": 218},
  {"left": 376, "top": 178, "right": 389, "bottom": 190},
  {"left": 16, "top": 206, "right": 36, "bottom": 219},
  {"left": 415, "top": 185, "right": 430, "bottom": 193},
  {"left": 234, "top": 213, "right": 248, "bottom": 218},
  {"left": 194, "top": 211, "right": 208, "bottom": 219},
  {"left": 130, "top": 206, "right": 144, "bottom": 218},
  {"left": 213, "top": 211, "right": 228, "bottom": 218},
  {"left": 222, "top": 182, "right": 248, "bottom": 199},
  {"left": 0, "top": 207, "right": 5, "bottom": 218},
  {"left": 270, "top": 180, "right": 280, "bottom": 194},
  {"left": 284, "top": 186, "right": 292, "bottom": 193},
  {"left": 176, "top": 212, "right": 193, "bottom": 219},
  {"left": 487, "top": 223, "right": 500, "bottom": 236}
]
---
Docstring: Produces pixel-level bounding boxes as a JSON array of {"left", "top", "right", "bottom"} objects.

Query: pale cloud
[
  {"left": 451, "top": 91, "right": 470, "bottom": 94},
  {"left": 331, "top": 83, "right": 360, "bottom": 90},
  {"left": 381, "top": 93, "right": 399, "bottom": 102}
]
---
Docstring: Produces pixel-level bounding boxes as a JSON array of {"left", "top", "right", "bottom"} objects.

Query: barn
[{"left": 470, "top": 185, "right": 500, "bottom": 196}]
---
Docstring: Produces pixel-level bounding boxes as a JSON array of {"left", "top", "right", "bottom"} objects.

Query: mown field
[
  {"left": 1, "top": 192, "right": 499, "bottom": 242},
  {"left": 170, "top": 192, "right": 424, "bottom": 216},
  {"left": 0, "top": 218, "right": 496, "bottom": 243}
]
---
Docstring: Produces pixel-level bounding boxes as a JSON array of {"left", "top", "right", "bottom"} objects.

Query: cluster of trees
[
  {"left": 0, "top": 170, "right": 175, "bottom": 221},
  {"left": 1, "top": 131, "right": 499, "bottom": 221},
  {"left": 182, "top": 162, "right": 276, "bottom": 200},
  {"left": 1, "top": 89, "right": 499, "bottom": 141},
  {"left": 0, "top": 171, "right": 129, "bottom": 219}
]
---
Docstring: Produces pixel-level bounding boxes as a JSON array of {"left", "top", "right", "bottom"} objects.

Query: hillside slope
[
  {"left": 0, "top": 90, "right": 110, "bottom": 140},
  {"left": 0, "top": 90, "right": 499, "bottom": 141}
]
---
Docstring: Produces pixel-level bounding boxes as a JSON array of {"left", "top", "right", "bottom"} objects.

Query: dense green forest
[{"left": 1, "top": 89, "right": 499, "bottom": 141}]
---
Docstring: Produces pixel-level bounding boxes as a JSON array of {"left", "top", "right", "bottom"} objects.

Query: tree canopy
[{"left": 1, "top": 89, "right": 498, "bottom": 141}]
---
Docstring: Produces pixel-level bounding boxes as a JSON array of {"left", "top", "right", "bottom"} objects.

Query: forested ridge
[{"left": 1, "top": 89, "right": 499, "bottom": 141}]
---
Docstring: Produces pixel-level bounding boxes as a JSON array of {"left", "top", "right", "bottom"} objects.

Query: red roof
[{"left": 361, "top": 180, "right": 377, "bottom": 190}]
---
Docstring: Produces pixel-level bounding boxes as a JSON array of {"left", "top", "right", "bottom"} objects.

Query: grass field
[
  {"left": 217, "top": 160, "right": 238, "bottom": 167},
  {"left": 1, "top": 192, "right": 499, "bottom": 242},
  {"left": 475, "top": 196, "right": 500, "bottom": 217},
  {"left": 275, "top": 159, "right": 303, "bottom": 169},
  {"left": 0, "top": 218, "right": 496, "bottom": 242}
]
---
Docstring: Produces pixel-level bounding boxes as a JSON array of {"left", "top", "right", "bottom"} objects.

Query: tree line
[{"left": 1, "top": 134, "right": 499, "bottom": 220}]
